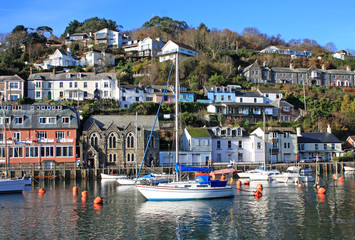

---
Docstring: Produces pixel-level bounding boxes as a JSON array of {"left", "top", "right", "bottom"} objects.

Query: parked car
[{"left": 300, "top": 157, "right": 323, "bottom": 163}]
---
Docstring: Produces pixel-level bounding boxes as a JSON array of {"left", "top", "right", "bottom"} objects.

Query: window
[
  {"left": 217, "top": 153, "right": 221, "bottom": 162},
  {"left": 37, "top": 131, "right": 47, "bottom": 139},
  {"left": 60, "top": 91, "right": 64, "bottom": 98},
  {"left": 221, "top": 95, "right": 225, "bottom": 101},
  {"left": 36, "top": 91, "right": 41, "bottom": 98},
  {"left": 48, "top": 82, "right": 51, "bottom": 88},
  {"left": 14, "top": 117, "right": 23, "bottom": 124},
  {"left": 39, "top": 117, "right": 56, "bottom": 124},
  {"left": 332, "top": 144, "right": 335, "bottom": 150},
  {"left": 56, "top": 146, "right": 73, "bottom": 157},
  {"left": 238, "top": 141, "right": 243, "bottom": 149},
  {"left": 217, "top": 141, "right": 221, "bottom": 149},
  {"left": 122, "top": 96, "right": 126, "bottom": 101},
  {"left": 324, "top": 144, "right": 327, "bottom": 150},
  {"left": 25, "top": 146, "right": 39, "bottom": 157},
  {"left": 67, "top": 131, "right": 71, "bottom": 137},
  {"left": 62, "top": 117, "right": 70, "bottom": 124},
  {"left": 13, "top": 132, "right": 20, "bottom": 141},
  {"left": 84, "top": 91, "right": 88, "bottom": 98},
  {"left": 254, "top": 98, "right": 257, "bottom": 103},
  {"left": 95, "top": 82, "right": 98, "bottom": 88},
  {"left": 104, "top": 82, "right": 109, "bottom": 88},
  {"left": 257, "top": 142, "right": 262, "bottom": 149},
  {"left": 40, "top": 146, "right": 54, "bottom": 157},
  {"left": 59, "top": 82, "right": 63, "bottom": 88},
  {"left": 104, "top": 91, "right": 108, "bottom": 97},
  {"left": 108, "top": 133, "right": 117, "bottom": 149},
  {"left": 35, "top": 82, "right": 41, "bottom": 88},
  {"left": 74, "top": 82, "right": 78, "bottom": 88},
  {"left": 126, "top": 132, "right": 134, "bottom": 149},
  {"left": 228, "top": 95, "right": 232, "bottom": 101},
  {"left": 84, "top": 82, "right": 87, "bottom": 88},
  {"left": 9, "top": 147, "right": 23, "bottom": 158},
  {"left": 240, "top": 98, "right": 243, "bottom": 103},
  {"left": 315, "top": 144, "right": 318, "bottom": 150},
  {"left": 55, "top": 131, "right": 65, "bottom": 139},
  {"left": 69, "top": 82, "right": 73, "bottom": 88},
  {"left": 91, "top": 133, "right": 98, "bottom": 148},
  {"left": 228, "top": 141, "right": 232, "bottom": 149},
  {"left": 10, "top": 82, "right": 19, "bottom": 89},
  {"left": 284, "top": 132, "right": 289, "bottom": 138}
]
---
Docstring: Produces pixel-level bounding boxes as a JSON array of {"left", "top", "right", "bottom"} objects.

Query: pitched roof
[
  {"left": 298, "top": 133, "right": 341, "bottom": 143},
  {"left": 186, "top": 128, "right": 211, "bottom": 138},
  {"left": 265, "top": 127, "right": 296, "bottom": 133},
  {"left": 271, "top": 99, "right": 294, "bottom": 108},
  {"left": 0, "top": 74, "right": 24, "bottom": 82},
  {"left": 83, "top": 115, "right": 159, "bottom": 132},
  {"left": 28, "top": 72, "right": 116, "bottom": 81}
]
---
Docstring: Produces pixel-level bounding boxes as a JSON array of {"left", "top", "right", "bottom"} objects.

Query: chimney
[
  {"left": 327, "top": 124, "right": 332, "bottom": 134},
  {"left": 296, "top": 127, "right": 302, "bottom": 137},
  {"left": 290, "top": 63, "right": 294, "bottom": 69},
  {"left": 322, "top": 64, "right": 326, "bottom": 70}
]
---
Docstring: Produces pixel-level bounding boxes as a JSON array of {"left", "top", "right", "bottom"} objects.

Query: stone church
[{"left": 81, "top": 115, "right": 160, "bottom": 170}]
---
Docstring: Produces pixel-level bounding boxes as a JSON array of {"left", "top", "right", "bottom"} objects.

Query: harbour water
[{"left": 0, "top": 173, "right": 354, "bottom": 239}]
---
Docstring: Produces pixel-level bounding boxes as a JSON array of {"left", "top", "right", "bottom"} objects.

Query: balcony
[{"left": 38, "top": 138, "right": 54, "bottom": 143}]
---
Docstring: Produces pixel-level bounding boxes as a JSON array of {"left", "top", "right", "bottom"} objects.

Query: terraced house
[
  {"left": 0, "top": 75, "right": 25, "bottom": 101},
  {"left": 28, "top": 71, "right": 119, "bottom": 101},
  {"left": 0, "top": 104, "right": 79, "bottom": 169},
  {"left": 242, "top": 61, "right": 354, "bottom": 86}
]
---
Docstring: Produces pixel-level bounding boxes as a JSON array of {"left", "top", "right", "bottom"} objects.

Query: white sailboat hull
[
  {"left": 0, "top": 179, "right": 26, "bottom": 193},
  {"left": 101, "top": 173, "right": 127, "bottom": 180},
  {"left": 136, "top": 183, "right": 233, "bottom": 201},
  {"left": 344, "top": 166, "right": 355, "bottom": 171},
  {"left": 116, "top": 178, "right": 137, "bottom": 185}
]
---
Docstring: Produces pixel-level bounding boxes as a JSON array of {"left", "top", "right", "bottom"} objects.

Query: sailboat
[
  {"left": 0, "top": 105, "right": 26, "bottom": 193},
  {"left": 136, "top": 53, "right": 233, "bottom": 200}
]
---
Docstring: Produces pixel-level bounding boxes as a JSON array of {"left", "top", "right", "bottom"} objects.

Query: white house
[
  {"left": 94, "top": 28, "right": 130, "bottom": 48},
  {"left": 0, "top": 74, "right": 25, "bottom": 101},
  {"left": 65, "top": 33, "right": 93, "bottom": 46},
  {"left": 235, "top": 91, "right": 263, "bottom": 103},
  {"left": 42, "top": 49, "right": 80, "bottom": 69},
  {"left": 123, "top": 37, "right": 165, "bottom": 58},
  {"left": 158, "top": 40, "right": 198, "bottom": 62},
  {"left": 332, "top": 50, "right": 351, "bottom": 60},
  {"left": 257, "top": 88, "right": 283, "bottom": 104},
  {"left": 81, "top": 50, "right": 115, "bottom": 67},
  {"left": 119, "top": 85, "right": 145, "bottom": 109},
  {"left": 297, "top": 126, "right": 343, "bottom": 161},
  {"left": 27, "top": 71, "right": 119, "bottom": 101},
  {"left": 209, "top": 126, "right": 265, "bottom": 164},
  {"left": 251, "top": 127, "right": 298, "bottom": 163}
]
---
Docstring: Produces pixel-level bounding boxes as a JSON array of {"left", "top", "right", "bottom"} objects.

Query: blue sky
[{"left": 1, "top": 0, "right": 354, "bottom": 51}]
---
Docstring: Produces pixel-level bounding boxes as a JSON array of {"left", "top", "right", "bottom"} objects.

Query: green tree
[
  {"left": 142, "top": 16, "right": 188, "bottom": 39},
  {"left": 208, "top": 73, "right": 227, "bottom": 86}
]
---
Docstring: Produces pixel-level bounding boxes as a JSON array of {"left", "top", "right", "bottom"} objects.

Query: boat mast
[
  {"left": 135, "top": 111, "right": 138, "bottom": 179},
  {"left": 175, "top": 53, "right": 179, "bottom": 182},
  {"left": 1, "top": 105, "right": 7, "bottom": 178},
  {"left": 263, "top": 111, "right": 266, "bottom": 169}
]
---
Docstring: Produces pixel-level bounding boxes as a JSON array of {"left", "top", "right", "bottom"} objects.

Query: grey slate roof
[
  {"left": 83, "top": 115, "right": 159, "bottom": 132},
  {"left": 235, "top": 91, "right": 262, "bottom": 98},
  {"left": 0, "top": 104, "right": 79, "bottom": 129},
  {"left": 298, "top": 133, "right": 341, "bottom": 143},
  {"left": 0, "top": 75, "right": 24, "bottom": 82},
  {"left": 271, "top": 99, "right": 294, "bottom": 108},
  {"left": 28, "top": 72, "right": 116, "bottom": 81}
]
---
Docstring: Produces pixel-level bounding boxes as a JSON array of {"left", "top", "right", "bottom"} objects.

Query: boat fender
[
  {"left": 81, "top": 191, "right": 88, "bottom": 198},
  {"left": 339, "top": 177, "right": 344, "bottom": 183},
  {"left": 298, "top": 183, "right": 303, "bottom": 188},
  {"left": 257, "top": 184, "right": 263, "bottom": 191},
  {"left": 244, "top": 180, "right": 250, "bottom": 185},
  {"left": 220, "top": 175, "right": 225, "bottom": 181},
  {"left": 236, "top": 180, "right": 242, "bottom": 188}
]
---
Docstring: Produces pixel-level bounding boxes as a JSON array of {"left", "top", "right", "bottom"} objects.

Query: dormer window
[
  {"left": 62, "top": 117, "right": 70, "bottom": 124},
  {"left": 14, "top": 117, "right": 23, "bottom": 124},
  {"left": 66, "top": 73, "right": 71, "bottom": 78}
]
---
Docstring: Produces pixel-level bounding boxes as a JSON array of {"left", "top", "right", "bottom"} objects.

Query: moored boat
[
  {"left": 100, "top": 173, "right": 128, "bottom": 180},
  {"left": 344, "top": 166, "right": 355, "bottom": 171},
  {"left": 0, "top": 178, "right": 26, "bottom": 194}
]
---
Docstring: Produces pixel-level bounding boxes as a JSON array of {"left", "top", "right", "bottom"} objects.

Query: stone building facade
[
  {"left": 81, "top": 115, "right": 160, "bottom": 170},
  {"left": 242, "top": 61, "right": 354, "bottom": 87}
]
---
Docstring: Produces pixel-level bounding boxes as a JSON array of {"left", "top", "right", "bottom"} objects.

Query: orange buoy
[
  {"left": 81, "top": 191, "right": 88, "bottom": 198},
  {"left": 73, "top": 187, "right": 78, "bottom": 196},
  {"left": 298, "top": 183, "right": 303, "bottom": 188},
  {"left": 254, "top": 189, "right": 262, "bottom": 198},
  {"left": 318, "top": 187, "right": 326, "bottom": 194},
  {"left": 93, "top": 196, "right": 103, "bottom": 204},
  {"left": 316, "top": 185, "right": 321, "bottom": 190},
  {"left": 244, "top": 180, "right": 250, "bottom": 185},
  {"left": 257, "top": 184, "right": 263, "bottom": 191},
  {"left": 236, "top": 180, "right": 242, "bottom": 188},
  {"left": 39, "top": 188, "right": 46, "bottom": 194},
  {"left": 333, "top": 174, "right": 337, "bottom": 180},
  {"left": 220, "top": 175, "right": 226, "bottom": 181},
  {"left": 81, "top": 197, "right": 87, "bottom": 203},
  {"left": 339, "top": 177, "right": 345, "bottom": 183}
]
